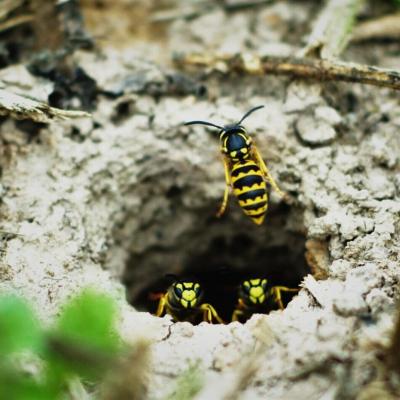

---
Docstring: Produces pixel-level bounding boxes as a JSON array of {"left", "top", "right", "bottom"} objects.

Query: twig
[
  {"left": 352, "top": 13, "right": 400, "bottom": 42},
  {"left": 0, "top": 88, "right": 91, "bottom": 123},
  {"left": 0, "top": 0, "right": 24, "bottom": 21},
  {"left": 299, "top": 0, "right": 366, "bottom": 59},
  {"left": 0, "top": 14, "right": 33, "bottom": 33},
  {"left": 174, "top": 52, "right": 400, "bottom": 91}
]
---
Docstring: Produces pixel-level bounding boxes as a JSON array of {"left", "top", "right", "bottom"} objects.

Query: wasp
[
  {"left": 231, "top": 278, "right": 298, "bottom": 322},
  {"left": 153, "top": 279, "right": 224, "bottom": 324},
  {"left": 185, "top": 105, "right": 285, "bottom": 225}
]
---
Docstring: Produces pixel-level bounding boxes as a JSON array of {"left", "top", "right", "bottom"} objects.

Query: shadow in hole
[{"left": 133, "top": 231, "right": 309, "bottom": 323}]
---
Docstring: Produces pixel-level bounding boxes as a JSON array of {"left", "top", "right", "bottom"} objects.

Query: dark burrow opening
[{"left": 125, "top": 202, "right": 311, "bottom": 324}]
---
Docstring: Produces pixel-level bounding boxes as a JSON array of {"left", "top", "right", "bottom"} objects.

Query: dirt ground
[{"left": 0, "top": 0, "right": 400, "bottom": 399}]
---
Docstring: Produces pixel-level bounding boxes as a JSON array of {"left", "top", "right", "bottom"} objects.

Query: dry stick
[
  {"left": 173, "top": 0, "right": 399, "bottom": 91},
  {"left": 174, "top": 52, "right": 400, "bottom": 91},
  {"left": 157, "top": 0, "right": 367, "bottom": 100}
]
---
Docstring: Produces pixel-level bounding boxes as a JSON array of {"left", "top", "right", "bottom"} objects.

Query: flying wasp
[
  {"left": 231, "top": 278, "right": 298, "bottom": 322},
  {"left": 185, "top": 105, "right": 285, "bottom": 225},
  {"left": 152, "top": 278, "right": 224, "bottom": 324}
]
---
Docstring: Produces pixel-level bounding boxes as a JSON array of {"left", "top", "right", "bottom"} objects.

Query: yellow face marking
[
  {"left": 181, "top": 299, "right": 188, "bottom": 308},
  {"left": 250, "top": 286, "right": 263, "bottom": 298},
  {"left": 250, "top": 293, "right": 265, "bottom": 304},
  {"left": 250, "top": 279, "right": 261, "bottom": 285},
  {"left": 243, "top": 281, "right": 251, "bottom": 289},
  {"left": 249, "top": 286, "right": 266, "bottom": 304},
  {"left": 230, "top": 151, "right": 237, "bottom": 158},
  {"left": 182, "top": 290, "right": 196, "bottom": 302},
  {"left": 175, "top": 281, "right": 201, "bottom": 308},
  {"left": 241, "top": 148, "right": 248, "bottom": 154}
]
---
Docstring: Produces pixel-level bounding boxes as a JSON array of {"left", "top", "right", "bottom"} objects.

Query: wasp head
[
  {"left": 169, "top": 281, "right": 203, "bottom": 309},
  {"left": 239, "top": 278, "right": 268, "bottom": 306},
  {"left": 184, "top": 105, "right": 264, "bottom": 163},
  {"left": 220, "top": 125, "right": 252, "bottom": 161}
]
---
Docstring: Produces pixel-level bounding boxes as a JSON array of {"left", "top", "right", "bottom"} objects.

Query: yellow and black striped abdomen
[{"left": 231, "top": 161, "right": 268, "bottom": 225}]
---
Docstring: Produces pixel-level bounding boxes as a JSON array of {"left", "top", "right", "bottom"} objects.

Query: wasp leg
[
  {"left": 231, "top": 309, "right": 244, "bottom": 322},
  {"left": 252, "top": 145, "right": 285, "bottom": 198},
  {"left": 155, "top": 293, "right": 168, "bottom": 317},
  {"left": 270, "top": 286, "right": 299, "bottom": 310},
  {"left": 200, "top": 303, "right": 225, "bottom": 324},
  {"left": 216, "top": 157, "right": 231, "bottom": 218},
  {"left": 231, "top": 298, "right": 246, "bottom": 322}
]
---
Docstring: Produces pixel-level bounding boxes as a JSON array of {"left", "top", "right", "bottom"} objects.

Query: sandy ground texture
[{"left": 1, "top": 0, "right": 400, "bottom": 399}]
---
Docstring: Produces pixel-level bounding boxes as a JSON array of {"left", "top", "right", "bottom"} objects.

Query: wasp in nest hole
[
  {"left": 150, "top": 277, "right": 224, "bottom": 324},
  {"left": 151, "top": 276, "right": 298, "bottom": 324},
  {"left": 185, "top": 105, "right": 285, "bottom": 225}
]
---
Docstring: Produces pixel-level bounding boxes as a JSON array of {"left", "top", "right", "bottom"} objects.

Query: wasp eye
[
  {"left": 242, "top": 281, "right": 251, "bottom": 293},
  {"left": 173, "top": 284, "right": 183, "bottom": 297},
  {"left": 261, "top": 279, "right": 268, "bottom": 289},
  {"left": 194, "top": 283, "right": 201, "bottom": 295}
]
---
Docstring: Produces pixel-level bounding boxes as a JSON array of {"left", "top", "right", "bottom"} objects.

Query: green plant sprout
[{"left": 0, "top": 290, "right": 121, "bottom": 400}]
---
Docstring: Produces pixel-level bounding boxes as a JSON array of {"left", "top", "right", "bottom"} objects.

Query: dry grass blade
[
  {"left": 352, "top": 13, "right": 400, "bottom": 42},
  {"left": 299, "top": 0, "right": 366, "bottom": 59},
  {"left": 0, "top": 0, "right": 24, "bottom": 21},
  {"left": 0, "top": 14, "right": 33, "bottom": 33},
  {"left": 0, "top": 88, "right": 91, "bottom": 123}
]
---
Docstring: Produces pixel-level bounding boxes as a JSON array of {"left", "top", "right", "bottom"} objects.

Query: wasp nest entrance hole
[
  {"left": 124, "top": 202, "right": 310, "bottom": 323},
  {"left": 124, "top": 204, "right": 310, "bottom": 320}
]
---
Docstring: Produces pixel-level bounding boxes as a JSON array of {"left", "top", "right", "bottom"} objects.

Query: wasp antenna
[
  {"left": 238, "top": 105, "right": 265, "bottom": 125},
  {"left": 184, "top": 120, "right": 224, "bottom": 130}
]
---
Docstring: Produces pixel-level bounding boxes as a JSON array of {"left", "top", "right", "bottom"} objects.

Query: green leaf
[
  {"left": 0, "top": 295, "right": 43, "bottom": 356},
  {"left": 44, "top": 289, "right": 121, "bottom": 382},
  {"left": 0, "top": 369, "right": 55, "bottom": 400},
  {"left": 56, "top": 289, "right": 119, "bottom": 353}
]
